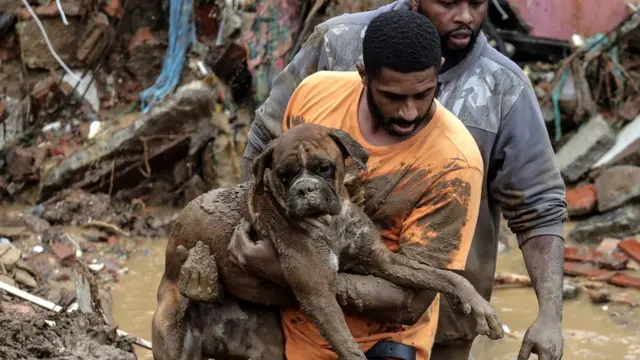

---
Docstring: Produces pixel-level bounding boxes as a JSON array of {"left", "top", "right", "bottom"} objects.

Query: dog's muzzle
[{"left": 287, "top": 176, "right": 340, "bottom": 218}]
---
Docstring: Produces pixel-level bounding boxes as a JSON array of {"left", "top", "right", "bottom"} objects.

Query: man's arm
[
  {"left": 490, "top": 85, "right": 566, "bottom": 359},
  {"left": 240, "top": 25, "right": 331, "bottom": 181}
]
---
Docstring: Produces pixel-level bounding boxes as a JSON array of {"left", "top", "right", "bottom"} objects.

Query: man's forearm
[
  {"left": 336, "top": 273, "right": 436, "bottom": 325},
  {"left": 520, "top": 235, "right": 564, "bottom": 320}
]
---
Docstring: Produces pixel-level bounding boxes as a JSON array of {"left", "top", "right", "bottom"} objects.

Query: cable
[{"left": 56, "top": 0, "right": 69, "bottom": 25}]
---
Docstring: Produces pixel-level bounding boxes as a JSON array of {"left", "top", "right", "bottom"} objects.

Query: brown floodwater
[{"left": 111, "top": 222, "right": 640, "bottom": 360}]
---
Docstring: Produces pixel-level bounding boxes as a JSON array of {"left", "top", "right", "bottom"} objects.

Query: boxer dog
[{"left": 151, "top": 122, "right": 504, "bottom": 360}]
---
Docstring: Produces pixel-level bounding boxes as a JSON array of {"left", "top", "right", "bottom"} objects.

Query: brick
[
  {"left": 566, "top": 184, "right": 597, "bottom": 217},
  {"left": 618, "top": 238, "right": 640, "bottom": 263},
  {"left": 610, "top": 273, "right": 640, "bottom": 290},
  {"left": 555, "top": 115, "right": 616, "bottom": 183},
  {"left": 594, "top": 165, "right": 640, "bottom": 212},
  {"left": 564, "top": 261, "right": 640, "bottom": 290},
  {"left": 563, "top": 246, "right": 629, "bottom": 270},
  {"left": 564, "top": 261, "right": 613, "bottom": 278},
  {"left": 568, "top": 205, "right": 640, "bottom": 245}
]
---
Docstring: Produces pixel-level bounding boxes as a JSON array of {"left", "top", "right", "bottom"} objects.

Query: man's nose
[
  {"left": 399, "top": 99, "right": 418, "bottom": 120},
  {"left": 453, "top": 3, "right": 473, "bottom": 24}
]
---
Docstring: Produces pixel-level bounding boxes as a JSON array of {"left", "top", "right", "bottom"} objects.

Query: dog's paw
[
  {"left": 459, "top": 287, "right": 505, "bottom": 340},
  {"left": 178, "top": 241, "right": 220, "bottom": 302}
]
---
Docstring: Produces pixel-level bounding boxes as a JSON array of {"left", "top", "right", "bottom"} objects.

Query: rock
[
  {"left": 0, "top": 97, "right": 27, "bottom": 152},
  {"left": 596, "top": 237, "right": 621, "bottom": 254},
  {"left": 562, "top": 283, "right": 580, "bottom": 300},
  {"left": 566, "top": 184, "right": 597, "bottom": 217},
  {"left": 0, "top": 274, "right": 15, "bottom": 286},
  {"left": 16, "top": 18, "right": 84, "bottom": 70},
  {"left": 41, "top": 81, "right": 216, "bottom": 198},
  {"left": 14, "top": 268, "right": 37, "bottom": 288},
  {"left": 594, "top": 165, "right": 640, "bottom": 212},
  {"left": 568, "top": 205, "right": 640, "bottom": 245},
  {"left": 6, "top": 147, "right": 47, "bottom": 180},
  {"left": 555, "top": 115, "right": 616, "bottom": 183},
  {"left": 592, "top": 115, "right": 640, "bottom": 169},
  {"left": 0, "top": 244, "right": 21, "bottom": 270}
]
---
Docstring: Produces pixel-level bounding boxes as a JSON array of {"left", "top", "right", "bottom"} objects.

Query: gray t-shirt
[{"left": 243, "top": 0, "right": 567, "bottom": 305}]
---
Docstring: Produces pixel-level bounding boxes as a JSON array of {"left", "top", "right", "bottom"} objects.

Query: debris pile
[{"left": 516, "top": 10, "right": 640, "bottom": 291}]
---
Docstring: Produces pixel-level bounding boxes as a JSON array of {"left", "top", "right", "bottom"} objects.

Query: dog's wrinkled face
[{"left": 252, "top": 122, "right": 369, "bottom": 220}]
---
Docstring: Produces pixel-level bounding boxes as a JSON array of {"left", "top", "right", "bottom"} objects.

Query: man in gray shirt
[{"left": 235, "top": 0, "right": 567, "bottom": 359}]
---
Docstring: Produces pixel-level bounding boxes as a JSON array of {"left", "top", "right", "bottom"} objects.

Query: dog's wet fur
[{"left": 151, "top": 123, "right": 504, "bottom": 360}]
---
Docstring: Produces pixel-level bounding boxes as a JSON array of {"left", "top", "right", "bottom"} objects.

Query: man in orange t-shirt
[{"left": 230, "top": 10, "right": 483, "bottom": 360}]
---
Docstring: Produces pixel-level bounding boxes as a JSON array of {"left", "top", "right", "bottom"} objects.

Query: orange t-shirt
[{"left": 279, "top": 71, "right": 484, "bottom": 360}]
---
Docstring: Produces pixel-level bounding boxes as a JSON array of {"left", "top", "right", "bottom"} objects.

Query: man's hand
[
  {"left": 228, "top": 219, "right": 288, "bottom": 287},
  {"left": 518, "top": 315, "right": 563, "bottom": 360},
  {"left": 519, "top": 235, "right": 564, "bottom": 360}
]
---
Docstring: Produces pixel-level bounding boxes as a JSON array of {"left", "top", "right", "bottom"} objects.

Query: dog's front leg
[
  {"left": 364, "top": 244, "right": 504, "bottom": 340},
  {"left": 279, "top": 248, "right": 367, "bottom": 360}
]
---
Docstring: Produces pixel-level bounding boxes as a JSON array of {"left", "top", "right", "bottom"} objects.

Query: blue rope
[{"left": 139, "top": 0, "right": 197, "bottom": 114}]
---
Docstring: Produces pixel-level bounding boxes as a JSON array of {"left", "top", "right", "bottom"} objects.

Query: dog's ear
[
  {"left": 329, "top": 129, "right": 369, "bottom": 171},
  {"left": 251, "top": 145, "right": 274, "bottom": 193}
]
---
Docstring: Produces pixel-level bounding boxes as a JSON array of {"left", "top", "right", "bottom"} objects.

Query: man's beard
[
  {"left": 440, "top": 25, "right": 482, "bottom": 69},
  {"left": 366, "top": 86, "right": 429, "bottom": 137}
]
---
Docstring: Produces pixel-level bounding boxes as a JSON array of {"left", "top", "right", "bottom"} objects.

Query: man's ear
[
  {"left": 441, "top": 56, "right": 445, "bottom": 68},
  {"left": 251, "top": 145, "right": 274, "bottom": 194},
  {"left": 411, "top": 0, "right": 419, "bottom": 11},
  {"left": 356, "top": 63, "right": 367, "bottom": 87},
  {"left": 329, "top": 129, "right": 369, "bottom": 171}
]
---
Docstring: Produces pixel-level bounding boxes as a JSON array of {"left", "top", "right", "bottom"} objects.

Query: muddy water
[{"left": 112, "top": 223, "right": 640, "bottom": 360}]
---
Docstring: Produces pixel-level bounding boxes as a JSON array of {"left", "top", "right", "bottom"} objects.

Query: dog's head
[{"left": 251, "top": 122, "right": 369, "bottom": 220}]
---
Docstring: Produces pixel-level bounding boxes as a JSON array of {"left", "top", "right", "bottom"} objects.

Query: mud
[
  {"left": 0, "top": 297, "right": 136, "bottom": 360},
  {"left": 110, "top": 219, "right": 640, "bottom": 360}
]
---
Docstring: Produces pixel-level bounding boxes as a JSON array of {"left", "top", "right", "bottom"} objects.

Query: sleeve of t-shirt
[{"left": 399, "top": 166, "right": 483, "bottom": 270}]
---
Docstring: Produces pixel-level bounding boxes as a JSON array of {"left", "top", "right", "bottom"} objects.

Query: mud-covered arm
[
  {"left": 228, "top": 222, "right": 433, "bottom": 325},
  {"left": 490, "top": 86, "right": 566, "bottom": 358},
  {"left": 240, "top": 24, "right": 331, "bottom": 182}
]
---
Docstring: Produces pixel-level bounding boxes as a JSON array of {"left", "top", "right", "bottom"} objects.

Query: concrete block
[
  {"left": 555, "top": 115, "right": 616, "bottom": 183},
  {"left": 595, "top": 165, "right": 640, "bottom": 212}
]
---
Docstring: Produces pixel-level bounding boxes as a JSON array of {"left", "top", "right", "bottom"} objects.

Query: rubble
[
  {"left": 565, "top": 183, "right": 597, "bottom": 217},
  {"left": 568, "top": 205, "right": 640, "bottom": 245},
  {"left": 594, "top": 165, "right": 640, "bottom": 212},
  {"left": 554, "top": 115, "right": 617, "bottom": 183}
]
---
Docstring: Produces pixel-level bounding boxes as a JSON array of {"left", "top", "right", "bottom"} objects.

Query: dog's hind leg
[{"left": 152, "top": 279, "right": 201, "bottom": 360}]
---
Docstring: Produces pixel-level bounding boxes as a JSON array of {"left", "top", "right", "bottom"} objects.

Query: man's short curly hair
[{"left": 363, "top": 10, "right": 441, "bottom": 78}]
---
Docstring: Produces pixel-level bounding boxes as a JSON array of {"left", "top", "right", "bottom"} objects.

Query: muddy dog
[{"left": 151, "top": 123, "right": 504, "bottom": 360}]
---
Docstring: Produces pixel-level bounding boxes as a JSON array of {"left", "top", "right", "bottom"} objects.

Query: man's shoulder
[
  {"left": 478, "top": 44, "right": 531, "bottom": 92},
  {"left": 320, "top": 0, "right": 410, "bottom": 28},
  {"left": 316, "top": 1, "right": 411, "bottom": 43}
]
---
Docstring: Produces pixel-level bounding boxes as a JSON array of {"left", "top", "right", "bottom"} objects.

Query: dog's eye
[
  {"left": 317, "top": 163, "right": 334, "bottom": 177},
  {"left": 277, "top": 169, "right": 294, "bottom": 185}
]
